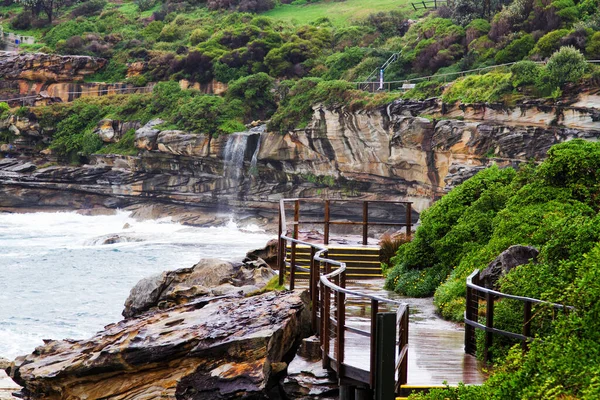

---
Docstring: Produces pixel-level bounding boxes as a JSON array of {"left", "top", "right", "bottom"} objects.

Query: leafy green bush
[
  {"left": 225, "top": 73, "right": 276, "bottom": 122},
  {"left": 441, "top": 72, "right": 513, "bottom": 103},
  {"left": 0, "top": 102, "right": 9, "bottom": 120},
  {"left": 531, "top": 29, "right": 571, "bottom": 58},
  {"left": 545, "top": 46, "right": 587, "bottom": 86},
  {"left": 495, "top": 33, "right": 535, "bottom": 63},
  {"left": 510, "top": 60, "right": 542, "bottom": 87},
  {"left": 44, "top": 20, "right": 97, "bottom": 47}
]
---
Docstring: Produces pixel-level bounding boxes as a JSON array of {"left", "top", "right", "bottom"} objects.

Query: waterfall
[
  {"left": 223, "top": 125, "right": 266, "bottom": 181},
  {"left": 223, "top": 132, "right": 249, "bottom": 181}
]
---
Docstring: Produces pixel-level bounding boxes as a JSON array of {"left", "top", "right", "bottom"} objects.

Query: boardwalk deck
[{"left": 321, "top": 280, "right": 487, "bottom": 386}]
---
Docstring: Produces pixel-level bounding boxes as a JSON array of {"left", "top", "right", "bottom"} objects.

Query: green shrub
[
  {"left": 495, "top": 34, "right": 535, "bottom": 63},
  {"left": 0, "top": 102, "right": 9, "bottom": 120},
  {"left": 442, "top": 72, "right": 513, "bottom": 103},
  {"left": 510, "top": 60, "right": 542, "bottom": 87},
  {"left": 44, "top": 20, "right": 97, "bottom": 47},
  {"left": 225, "top": 73, "right": 276, "bottom": 122},
  {"left": 531, "top": 29, "right": 571, "bottom": 58},
  {"left": 545, "top": 46, "right": 587, "bottom": 86}
]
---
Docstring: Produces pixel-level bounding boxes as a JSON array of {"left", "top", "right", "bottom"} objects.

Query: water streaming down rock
[{"left": 222, "top": 126, "right": 265, "bottom": 184}]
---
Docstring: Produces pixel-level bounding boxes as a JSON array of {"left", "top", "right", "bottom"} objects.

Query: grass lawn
[{"left": 261, "top": 0, "right": 417, "bottom": 26}]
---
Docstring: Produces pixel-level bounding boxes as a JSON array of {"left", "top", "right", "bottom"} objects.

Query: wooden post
[
  {"left": 311, "top": 246, "right": 318, "bottom": 333},
  {"left": 398, "top": 306, "right": 409, "bottom": 386},
  {"left": 322, "top": 260, "right": 331, "bottom": 369},
  {"left": 370, "top": 299, "right": 379, "bottom": 387},
  {"left": 406, "top": 203, "right": 412, "bottom": 240},
  {"left": 465, "top": 285, "right": 475, "bottom": 355},
  {"left": 375, "top": 312, "right": 396, "bottom": 400},
  {"left": 324, "top": 200, "right": 330, "bottom": 245},
  {"left": 336, "top": 270, "right": 346, "bottom": 371},
  {"left": 523, "top": 301, "right": 532, "bottom": 351},
  {"left": 362, "top": 201, "right": 369, "bottom": 245},
  {"left": 290, "top": 200, "right": 300, "bottom": 290},
  {"left": 278, "top": 206, "right": 285, "bottom": 286},
  {"left": 485, "top": 292, "right": 494, "bottom": 362}
]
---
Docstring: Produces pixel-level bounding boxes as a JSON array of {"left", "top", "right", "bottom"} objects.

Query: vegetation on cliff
[{"left": 386, "top": 139, "right": 600, "bottom": 399}]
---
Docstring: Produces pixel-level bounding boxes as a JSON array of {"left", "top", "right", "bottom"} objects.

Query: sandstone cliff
[{"left": 1, "top": 92, "right": 600, "bottom": 223}]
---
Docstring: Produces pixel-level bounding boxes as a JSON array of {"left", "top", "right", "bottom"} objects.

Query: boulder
[
  {"left": 156, "top": 130, "right": 210, "bottom": 157},
  {"left": 123, "top": 258, "right": 277, "bottom": 318},
  {"left": 246, "top": 239, "right": 279, "bottom": 266},
  {"left": 9, "top": 291, "right": 309, "bottom": 400},
  {"left": 134, "top": 118, "right": 164, "bottom": 151},
  {"left": 94, "top": 119, "right": 118, "bottom": 143},
  {"left": 480, "top": 245, "right": 539, "bottom": 289}
]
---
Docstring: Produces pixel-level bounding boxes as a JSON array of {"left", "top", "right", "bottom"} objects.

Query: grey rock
[
  {"left": 122, "top": 258, "right": 276, "bottom": 318},
  {"left": 134, "top": 118, "right": 164, "bottom": 151},
  {"left": 480, "top": 245, "right": 539, "bottom": 289}
]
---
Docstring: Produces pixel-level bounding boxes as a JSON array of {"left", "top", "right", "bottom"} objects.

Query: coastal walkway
[{"left": 277, "top": 199, "right": 486, "bottom": 399}]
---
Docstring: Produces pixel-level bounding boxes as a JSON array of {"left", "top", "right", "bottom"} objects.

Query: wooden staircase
[{"left": 286, "top": 245, "right": 383, "bottom": 281}]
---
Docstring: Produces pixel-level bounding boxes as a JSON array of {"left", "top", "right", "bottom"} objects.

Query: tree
[{"left": 16, "top": 0, "right": 66, "bottom": 24}]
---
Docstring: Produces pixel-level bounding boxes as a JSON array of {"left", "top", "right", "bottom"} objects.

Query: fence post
[
  {"left": 324, "top": 200, "right": 330, "bottom": 245},
  {"left": 311, "top": 246, "right": 318, "bottom": 333},
  {"left": 399, "top": 306, "right": 409, "bottom": 386},
  {"left": 406, "top": 203, "right": 412, "bottom": 240},
  {"left": 322, "top": 260, "right": 331, "bottom": 369},
  {"left": 278, "top": 205, "right": 285, "bottom": 286},
  {"left": 523, "top": 301, "right": 532, "bottom": 351},
  {"left": 370, "top": 299, "right": 379, "bottom": 387},
  {"left": 362, "top": 201, "right": 369, "bottom": 245},
  {"left": 485, "top": 292, "right": 494, "bottom": 362},
  {"left": 375, "top": 312, "right": 396, "bottom": 400},
  {"left": 290, "top": 200, "right": 300, "bottom": 290},
  {"left": 336, "top": 269, "right": 346, "bottom": 373}
]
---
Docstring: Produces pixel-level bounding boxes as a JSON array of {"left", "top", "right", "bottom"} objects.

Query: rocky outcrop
[
  {"left": 0, "top": 52, "right": 106, "bottom": 82},
  {"left": 8, "top": 290, "right": 308, "bottom": 400},
  {"left": 2, "top": 92, "right": 600, "bottom": 220},
  {"left": 480, "top": 245, "right": 539, "bottom": 289},
  {"left": 123, "top": 258, "right": 277, "bottom": 318}
]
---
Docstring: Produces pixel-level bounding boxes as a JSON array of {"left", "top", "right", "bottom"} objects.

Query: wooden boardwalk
[{"left": 327, "top": 281, "right": 487, "bottom": 386}]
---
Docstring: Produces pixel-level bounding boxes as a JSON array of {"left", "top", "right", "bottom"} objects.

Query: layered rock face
[
  {"left": 7, "top": 258, "right": 308, "bottom": 400},
  {"left": 0, "top": 52, "right": 106, "bottom": 82},
  {"left": 2, "top": 93, "right": 600, "bottom": 220}
]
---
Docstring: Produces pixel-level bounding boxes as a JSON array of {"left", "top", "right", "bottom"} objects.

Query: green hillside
[{"left": 262, "top": 0, "right": 415, "bottom": 26}]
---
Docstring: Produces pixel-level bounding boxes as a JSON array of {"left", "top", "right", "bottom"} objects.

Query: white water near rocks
[{"left": 0, "top": 211, "right": 273, "bottom": 360}]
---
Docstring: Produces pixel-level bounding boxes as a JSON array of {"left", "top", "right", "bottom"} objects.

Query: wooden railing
[
  {"left": 278, "top": 198, "right": 409, "bottom": 398},
  {"left": 465, "top": 269, "right": 574, "bottom": 361},
  {"left": 411, "top": 0, "right": 449, "bottom": 10}
]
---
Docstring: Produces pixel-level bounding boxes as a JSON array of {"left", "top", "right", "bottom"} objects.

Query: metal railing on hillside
[
  {"left": 356, "top": 59, "right": 600, "bottom": 92},
  {"left": 278, "top": 198, "right": 410, "bottom": 397},
  {"left": 465, "top": 269, "right": 574, "bottom": 362},
  {"left": 1, "top": 85, "right": 155, "bottom": 106}
]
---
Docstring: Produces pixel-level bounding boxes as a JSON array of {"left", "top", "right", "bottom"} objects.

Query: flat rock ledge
[{"left": 8, "top": 290, "right": 310, "bottom": 399}]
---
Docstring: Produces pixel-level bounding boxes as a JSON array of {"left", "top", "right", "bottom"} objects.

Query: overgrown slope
[{"left": 387, "top": 139, "right": 600, "bottom": 399}]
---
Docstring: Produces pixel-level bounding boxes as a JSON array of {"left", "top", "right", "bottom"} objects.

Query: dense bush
[
  {"left": 545, "top": 45, "right": 587, "bottom": 86},
  {"left": 441, "top": 72, "right": 513, "bottom": 103},
  {"left": 71, "top": 0, "right": 107, "bottom": 17}
]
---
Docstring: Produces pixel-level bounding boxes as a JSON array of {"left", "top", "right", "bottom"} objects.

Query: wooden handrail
[
  {"left": 278, "top": 198, "right": 410, "bottom": 395},
  {"left": 464, "top": 269, "right": 574, "bottom": 361}
]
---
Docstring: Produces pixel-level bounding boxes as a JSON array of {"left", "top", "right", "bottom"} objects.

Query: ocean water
[{"left": 0, "top": 211, "right": 274, "bottom": 359}]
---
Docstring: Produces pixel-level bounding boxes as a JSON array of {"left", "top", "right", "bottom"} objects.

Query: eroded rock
[
  {"left": 123, "top": 258, "right": 277, "bottom": 318},
  {"left": 480, "top": 245, "right": 539, "bottom": 289},
  {"left": 9, "top": 291, "right": 309, "bottom": 400},
  {"left": 134, "top": 118, "right": 164, "bottom": 151}
]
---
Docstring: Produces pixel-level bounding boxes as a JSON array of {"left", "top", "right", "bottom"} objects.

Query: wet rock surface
[
  {"left": 123, "top": 258, "right": 277, "bottom": 318},
  {"left": 480, "top": 245, "right": 539, "bottom": 289},
  {"left": 8, "top": 290, "right": 309, "bottom": 400}
]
